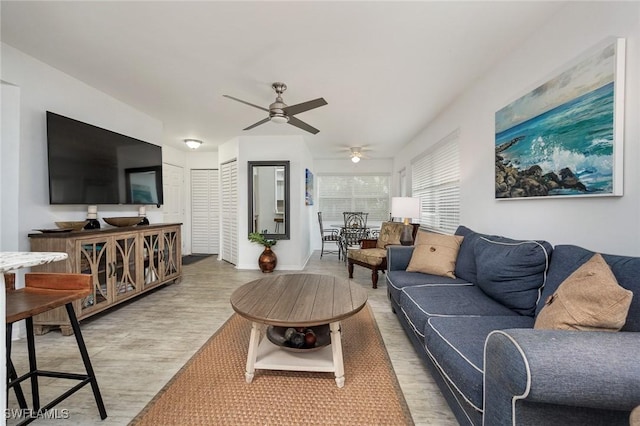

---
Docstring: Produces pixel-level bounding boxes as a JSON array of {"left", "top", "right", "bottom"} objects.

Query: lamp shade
[{"left": 391, "top": 197, "right": 420, "bottom": 221}]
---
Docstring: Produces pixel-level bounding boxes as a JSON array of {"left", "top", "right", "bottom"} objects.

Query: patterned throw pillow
[
  {"left": 535, "top": 253, "right": 633, "bottom": 331},
  {"left": 376, "top": 222, "right": 404, "bottom": 249},
  {"left": 406, "top": 232, "right": 464, "bottom": 278}
]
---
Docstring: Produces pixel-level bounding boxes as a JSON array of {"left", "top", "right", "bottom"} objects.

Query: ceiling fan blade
[
  {"left": 283, "top": 98, "right": 327, "bottom": 116},
  {"left": 243, "top": 117, "right": 270, "bottom": 131},
  {"left": 223, "top": 95, "right": 269, "bottom": 112},
  {"left": 288, "top": 116, "right": 320, "bottom": 134}
]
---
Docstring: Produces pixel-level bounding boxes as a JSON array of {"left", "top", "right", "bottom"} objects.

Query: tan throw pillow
[
  {"left": 406, "top": 233, "right": 464, "bottom": 278},
  {"left": 534, "top": 253, "right": 633, "bottom": 331}
]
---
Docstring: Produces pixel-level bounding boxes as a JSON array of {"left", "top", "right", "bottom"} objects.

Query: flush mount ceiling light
[
  {"left": 350, "top": 147, "right": 362, "bottom": 163},
  {"left": 184, "top": 139, "right": 202, "bottom": 150}
]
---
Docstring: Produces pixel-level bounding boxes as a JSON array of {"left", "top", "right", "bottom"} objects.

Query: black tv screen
[{"left": 46, "top": 111, "right": 164, "bottom": 206}]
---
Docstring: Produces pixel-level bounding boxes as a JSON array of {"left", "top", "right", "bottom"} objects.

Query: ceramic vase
[{"left": 258, "top": 246, "right": 277, "bottom": 273}]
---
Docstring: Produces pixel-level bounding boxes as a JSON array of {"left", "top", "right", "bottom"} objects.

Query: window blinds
[
  {"left": 411, "top": 130, "right": 460, "bottom": 234},
  {"left": 317, "top": 175, "right": 390, "bottom": 221}
]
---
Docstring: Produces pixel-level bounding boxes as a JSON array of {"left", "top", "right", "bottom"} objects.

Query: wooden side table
[
  {"left": 230, "top": 274, "right": 368, "bottom": 387},
  {"left": 2, "top": 252, "right": 107, "bottom": 425}
]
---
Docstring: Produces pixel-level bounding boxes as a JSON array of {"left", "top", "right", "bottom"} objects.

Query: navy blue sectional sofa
[{"left": 386, "top": 225, "right": 640, "bottom": 425}]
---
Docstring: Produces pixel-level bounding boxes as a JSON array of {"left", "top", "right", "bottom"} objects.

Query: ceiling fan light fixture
[
  {"left": 270, "top": 114, "right": 289, "bottom": 124},
  {"left": 184, "top": 139, "right": 202, "bottom": 149},
  {"left": 350, "top": 147, "right": 362, "bottom": 163}
]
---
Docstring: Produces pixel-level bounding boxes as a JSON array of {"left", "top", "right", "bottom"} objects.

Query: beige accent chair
[{"left": 347, "top": 221, "right": 405, "bottom": 288}]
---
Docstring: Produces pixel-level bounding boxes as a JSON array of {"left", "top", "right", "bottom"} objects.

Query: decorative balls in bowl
[
  {"left": 103, "top": 217, "right": 142, "bottom": 227},
  {"left": 55, "top": 220, "right": 89, "bottom": 231}
]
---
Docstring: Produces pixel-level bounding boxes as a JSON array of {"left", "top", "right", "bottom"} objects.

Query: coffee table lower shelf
[{"left": 245, "top": 321, "right": 345, "bottom": 387}]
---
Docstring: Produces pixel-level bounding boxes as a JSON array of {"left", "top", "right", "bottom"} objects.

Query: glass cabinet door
[
  {"left": 77, "top": 238, "right": 110, "bottom": 313},
  {"left": 142, "top": 232, "right": 161, "bottom": 289},
  {"left": 113, "top": 234, "right": 139, "bottom": 301},
  {"left": 162, "top": 229, "right": 180, "bottom": 280}
]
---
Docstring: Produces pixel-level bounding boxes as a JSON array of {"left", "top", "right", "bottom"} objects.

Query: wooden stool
[{"left": 6, "top": 273, "right": 107, "bottom": 425}]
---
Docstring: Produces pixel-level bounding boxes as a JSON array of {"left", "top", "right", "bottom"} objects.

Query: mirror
[{"left": 248, "top": 161, "right": 290, "bottom": 240}]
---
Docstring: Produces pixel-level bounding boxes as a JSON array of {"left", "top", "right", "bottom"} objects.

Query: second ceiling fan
[{"left": 224, "top": 82, "right": 327, "bottom": 134}]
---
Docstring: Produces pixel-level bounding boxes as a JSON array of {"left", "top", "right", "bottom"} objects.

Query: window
[
  {"left": 411, "top": 129, "right": 460, "bottom": 234},
  {"left": 317, "top": 174, "right": 390, "bottom": 221}
]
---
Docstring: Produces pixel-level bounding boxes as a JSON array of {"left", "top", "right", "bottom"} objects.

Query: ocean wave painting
[{"left": 495, "top": 39, "right": 625, "bottom": 199}]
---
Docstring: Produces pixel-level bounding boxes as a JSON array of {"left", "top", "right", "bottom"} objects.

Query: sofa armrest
[
  {"left": 484, "top": 329, "right": 640, "bottom": 424},
  {"left": 387, "top": 246, "right": 415, "bottom": 271}
]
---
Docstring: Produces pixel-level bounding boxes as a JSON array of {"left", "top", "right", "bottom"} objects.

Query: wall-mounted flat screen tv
[{"left": 46, "top": 111, "right": 164, "bottom": 206}]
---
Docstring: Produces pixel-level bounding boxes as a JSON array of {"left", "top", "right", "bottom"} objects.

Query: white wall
[
  {"left": 1, "top": 82, "right": 21, "bottom": 252},
  {"left": 394, "top": 2, "right": 640, "bottom": 256},
  {"left": 221, "top": 135, "right": 314, "bottom": 270},
  {"left": 1, "top": 44, "right": 165, "bottom": 252}
]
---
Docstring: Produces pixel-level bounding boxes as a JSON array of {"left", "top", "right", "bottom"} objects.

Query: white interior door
[
  {"left": 162, "top": 162, "right": 184, "bottom": 224},
  {"left": 220, "top": 160, "right": 238, "bottom": 265},
  {"left": 191, "top": 169, "right": 220, "bottom": 254}
]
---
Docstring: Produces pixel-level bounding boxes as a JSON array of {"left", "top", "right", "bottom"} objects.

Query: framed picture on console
[{"left": 495, "top": 38, "right": 625, "bottom": 199}]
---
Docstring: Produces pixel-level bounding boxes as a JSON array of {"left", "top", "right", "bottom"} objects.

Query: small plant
[{"left": 248, "top": 231, "right": 277, "bottom": 248}]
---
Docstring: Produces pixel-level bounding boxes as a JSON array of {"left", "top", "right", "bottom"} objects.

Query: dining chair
[
  {"left": 343, "top": 212, "right": 368, "bottom": 229},
  {"left": 318, "top": 212, "right": 341, "bottom": 259},
  {"left": 340, "top": 212, "right": 369, "bottom": 262}
]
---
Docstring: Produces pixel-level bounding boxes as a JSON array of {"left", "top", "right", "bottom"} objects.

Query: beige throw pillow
[
  {"left": 534, "top": 253, "right": 633, "bottom": 331},
  {"left": 406, "top": 232, "right": 464, "bottom": 278}
]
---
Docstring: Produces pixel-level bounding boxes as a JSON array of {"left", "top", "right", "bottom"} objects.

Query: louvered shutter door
[
  {"left": 220, "top": 160, "right": 238, "bottom": 265},
  {"left": 191, "top": 169, "right": 220, "bottom": 254}
]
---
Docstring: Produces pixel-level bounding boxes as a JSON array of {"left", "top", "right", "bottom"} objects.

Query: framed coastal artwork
[
  {"left": 305, "top": 168, "right": 314, "bottom": 205},
  {"left": 495, "top": 38, "right": 625, "bottom": 199}
]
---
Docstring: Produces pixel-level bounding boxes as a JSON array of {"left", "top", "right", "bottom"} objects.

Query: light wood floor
[{"left": 7, "top": 251, "right": 456, "bottom": 425}]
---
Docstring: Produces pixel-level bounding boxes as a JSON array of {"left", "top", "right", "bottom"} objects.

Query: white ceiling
[{"left": 1, "top": 1, "right": 566, "bottom": 159}]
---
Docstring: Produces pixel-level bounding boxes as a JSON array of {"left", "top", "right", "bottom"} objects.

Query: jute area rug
[{"left": 130, "top": 304, "right": 414, "bottom": 425}]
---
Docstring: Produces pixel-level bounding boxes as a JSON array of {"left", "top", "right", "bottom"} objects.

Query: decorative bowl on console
[
  {"left": 55, "top": 220, "right": 89, "bottom": 231},
  {"left": 104, "top": 217, "right": 141, "bottom": 227}
]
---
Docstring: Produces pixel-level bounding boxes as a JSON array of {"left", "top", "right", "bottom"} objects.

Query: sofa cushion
[
  {"left": 474, "top": 236, "right": 553, "bottom": 316},
  {"left": 386, "top": 271, "right": 471, "bottom": 305},
  {"left": 376, "top": 221, "right": 404, "bottom": 249},
  {"left": 424, "top": 316, "right": 535, "bottom": 412},
  {"left": 453, "top": 225, "right": 481, "bottom": 283},
  {"left": 407, "top": 232, "right": 464, "bottom": 278},
  {"left": 534, "top": 253, "right": 633, "bottom": 331},
  {"left": 399, "top": 285, "right": 519, "bottom": 341},
  {"left": 348, "top": 247, "right": 386, "bottom": 266},
  {"left": 538, "top": 245, "right": 640, "bottom": 331}
]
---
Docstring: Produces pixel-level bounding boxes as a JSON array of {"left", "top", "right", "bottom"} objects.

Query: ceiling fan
[
  {"left": 338, "top": 145, "right": 371, "bottom": 163},
  {"left": 224, "top": 82, "right": 327, "bottom": 135}
]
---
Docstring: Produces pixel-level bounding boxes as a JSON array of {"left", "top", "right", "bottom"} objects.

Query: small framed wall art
[{"left": 305, "top": 168, "right": 314, "bottom": 206}]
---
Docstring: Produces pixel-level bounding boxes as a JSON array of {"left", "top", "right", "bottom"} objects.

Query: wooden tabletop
[{"left": 230, "top": 274, "right": 368, "bottom": 327}]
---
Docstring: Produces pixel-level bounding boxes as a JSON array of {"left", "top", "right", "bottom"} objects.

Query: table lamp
[{"left": 391, "top": 197, "right": 420, "bottom": 245}]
